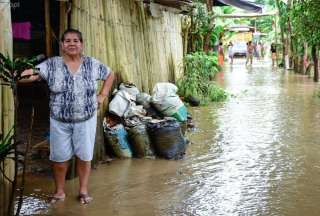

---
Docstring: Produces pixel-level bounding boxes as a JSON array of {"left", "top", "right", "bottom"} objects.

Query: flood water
[{"left": 21, "top": 58, "right": 320, "bottom": 216}]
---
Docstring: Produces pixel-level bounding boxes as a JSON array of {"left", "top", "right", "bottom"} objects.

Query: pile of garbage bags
[{"left": 103, "top": 82, "right": 189, "bottom": 160}]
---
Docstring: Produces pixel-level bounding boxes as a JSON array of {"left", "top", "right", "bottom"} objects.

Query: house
[{"left": 0, "top": 1, "right": 192, "bottom": 214}]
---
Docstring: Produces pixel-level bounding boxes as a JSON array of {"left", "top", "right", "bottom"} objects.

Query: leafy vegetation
[
  {"left": 177, "top": 52, "right": 228, "bottom": 103},
  {"left": 291, "top": 1, "right": 320, "bottom": 47},
  {"left": 290, "top": 0, "right": 320, "bottom": 81},
  {"left": 180, "top": 3, "right": 234, "bottom": 104},
  {"left": 0, "top": 127, "right": 14, "bottom": 161},
  {"left": 0, "top": 53, "right": 38, "bottom": 88},
  {"left": 189, "top": 3, "right": 236, "bottom": 52}
]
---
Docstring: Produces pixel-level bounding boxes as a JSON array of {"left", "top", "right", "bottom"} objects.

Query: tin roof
[{"left": 144, "top": 0, "right": 193, "bottom": 11}]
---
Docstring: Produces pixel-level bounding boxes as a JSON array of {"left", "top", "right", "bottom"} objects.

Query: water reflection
[
  {"left": 15, "top": 195, "right": 49, "bottom": 215},
  {"left": 22, "top": 58, "right": 320, "bottom": 216}
]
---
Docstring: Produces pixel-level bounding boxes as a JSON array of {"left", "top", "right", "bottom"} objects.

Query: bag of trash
[
  {"left": 103, "top": 124, "right": 132, "bottom": 158},
  {"left": 151, "top": 82, "right": 187, "bottom": 122},
  {"left": 180, "top": 121, "right": 188, "bottom": 136},
  {"left": 109, "top": 90, "right": 135, "bottom": 117},
  {"left": 119, "top": 83, "right": 140, "bottom": 99},
  {"left": 185, "top": 95, "right": 201, "bottom": 106},
  {"left": 152, "top": 82, "right": 178, "bottom": 99},
  {"left": 170, "top": 105, "right": 188, "bottom": 122},
  {"left": 128, "top": 124, "right": 155, "bottom": 158},
  {"left": 136, "top": 92, "right": 152, "bottom": 109},
  {"left": 151, "top": 83, "right": 178, "bottom": 112},
  {"left": 144, "top": 104, "right": 163, "bottom": 119},
  {"left": 147, "top": 119, "right": 187, "bottom": 159},
  {"left": 125, "top": 105, "right": 147, "bottom": 118}
]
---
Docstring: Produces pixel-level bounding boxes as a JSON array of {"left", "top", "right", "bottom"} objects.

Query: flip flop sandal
[
  {"left": 78, "top": 193, "right": 93, "bottom": 204},
  {"left": 50, "top": 195, "right": 65, "bottom": 204}
]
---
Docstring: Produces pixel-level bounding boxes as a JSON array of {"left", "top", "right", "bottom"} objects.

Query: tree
[{"left": 291, "top": 0, "right": 320, "bottom": 81}]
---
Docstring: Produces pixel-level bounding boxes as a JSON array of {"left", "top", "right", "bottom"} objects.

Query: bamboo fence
[
  {"left": 0, "top": 2, "right": 14, "bottom": 216},
  {"left": 70, "top": 0, "right": 184, "bottom": 166},
  {"left": 71, "top": 0, "right": 184, "bottom": 93}
]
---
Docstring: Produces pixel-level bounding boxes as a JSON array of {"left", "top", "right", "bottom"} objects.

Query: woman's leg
[
  {"left": 52, "top": 161, "right": 68, "bottom": 198},
  {"left": 49, "top": 118, "right": 73, "bottom": 201},
  {"left": 73, "top": 113, "right": 97, "bottom": 203},
  {"left": 76, "top": 158, "right": 91, "bottom": 195}
]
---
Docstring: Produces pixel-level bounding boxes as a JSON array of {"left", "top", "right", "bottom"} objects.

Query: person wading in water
[
  {"left": 218, "top": 42, "right": 225, "bottom": 67},
  {"left": 246, "top": 41, "right": 254, "bottom": 66},
  {"left": 271, "top": 42, "right": 277, "bottom": 68}
]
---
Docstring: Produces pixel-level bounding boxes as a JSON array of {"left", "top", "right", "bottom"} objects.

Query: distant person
[
  {"left": 228, "top": 42, "right": 234, "bottom": 64},
  {"left": 253, "top": 42, "right": 258, "bottom": 58},
  {"left": 260, "top": 42, "right": 265, "bottom": 59},
  {"left": 218, "top": 42, "right": 224, "bottom": 67},
  {"left": 256, "top": 42, "right": 262, "bottom": 60},
  {"left": 246, "top": 41, "right": 254, "bottom": 66},
  {"left": 271, "top": 43, "right": 277, "bottom": 67}
]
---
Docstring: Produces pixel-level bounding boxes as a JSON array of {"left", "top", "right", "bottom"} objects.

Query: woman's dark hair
[{"left": 60, "top": 29, "right": 83, "bottom": 42}]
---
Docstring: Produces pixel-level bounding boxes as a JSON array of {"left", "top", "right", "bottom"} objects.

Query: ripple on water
[{"left": 15, "top": 195, "right": 49, "bottom": 215}]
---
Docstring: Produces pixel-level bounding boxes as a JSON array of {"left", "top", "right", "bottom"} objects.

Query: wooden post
[
  {"left": 59, "top": 1, "right": 67, "bottom": 35},
  {"left": 0, "top": 2, "right": 14, "bottom": 215},
  {"left": 59, "top": 1, "right": 67, "bottom": 56},
  {"left": 203, "top": 0, "right": 214, "bottom": 52},
  {"left": 45, "top": 0, "right": 52, "bottom": 57}
]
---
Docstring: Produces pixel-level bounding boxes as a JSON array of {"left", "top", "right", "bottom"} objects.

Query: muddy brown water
[{"left": 19, "top": 59, "right": 320, "bottom": 216}]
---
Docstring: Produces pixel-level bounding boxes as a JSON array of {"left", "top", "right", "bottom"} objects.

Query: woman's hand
[
  {"left": 97, "top": 94, "right": 107, "bottom": 109},
  {"left": 20, "top": 69, "right": 40, "bottom": 82}
]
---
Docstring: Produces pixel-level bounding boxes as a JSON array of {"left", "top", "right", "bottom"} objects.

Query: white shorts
[{"left": 49, "top": 113, "right": 97, "bottom": 162}]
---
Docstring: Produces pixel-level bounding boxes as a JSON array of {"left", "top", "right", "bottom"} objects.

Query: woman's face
[{"left": 61, "top": 33, "right": 83, "bottom": 57}]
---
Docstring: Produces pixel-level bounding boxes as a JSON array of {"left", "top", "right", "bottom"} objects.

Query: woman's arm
[
  {"left": 19, "top": 69, "right": 41, "bottom": 83},
  {"left": 97, "top": 71, "right": 115, "bottom": 105}
]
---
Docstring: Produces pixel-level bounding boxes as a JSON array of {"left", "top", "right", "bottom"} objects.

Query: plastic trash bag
[
  {"left": 151, "top": 82, "right": 187, "bottom": 122},
  {"left": 128, "top": 124, "right": 155, "bottom": 158},
  {"left": 109, "top": 90, "right": 135, "bottom": 117},
  {"left": 136, "top": 93, "right": 152, "bottom": 109},
  {"left": 147, "top": 119, "right": 187, "bottom": 159},
  {"left": 119, "top": 83, "right": 140, "bottom": 99},
  {"left": 103, "top": 124, "right": 132, "bottom": 158},
  {"left": 125, "top": 105, "right": 147, "bottom": 118}
]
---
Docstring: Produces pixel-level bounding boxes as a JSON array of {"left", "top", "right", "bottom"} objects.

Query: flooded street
[{"left": 22, "top": 59, "right": 320, "bottom": 216}]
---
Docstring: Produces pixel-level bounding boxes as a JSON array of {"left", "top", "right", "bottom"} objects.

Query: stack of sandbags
[{"left": 104, "top": 82, "right": 189, "bottom": 160}]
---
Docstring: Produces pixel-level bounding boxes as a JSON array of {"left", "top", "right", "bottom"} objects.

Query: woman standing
[
  {"left": 218, "top": 42, "right": 225, "bottom": 67},
  {"left": 21, "top": 29, "right": 114, "bottom": 204}
]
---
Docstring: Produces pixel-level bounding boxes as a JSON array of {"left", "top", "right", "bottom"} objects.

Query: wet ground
[{"left": 20, "top": 58, "right": 320, "bottom": 216}]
